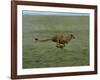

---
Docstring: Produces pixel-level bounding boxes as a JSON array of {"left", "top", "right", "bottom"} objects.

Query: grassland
[{"left": 22, "top": 15, "right": 89, "bottom": 69}]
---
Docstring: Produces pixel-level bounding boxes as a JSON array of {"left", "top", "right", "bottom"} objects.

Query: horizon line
[{"left": 22, "top": 10, "right": 90, "bottom": 16}]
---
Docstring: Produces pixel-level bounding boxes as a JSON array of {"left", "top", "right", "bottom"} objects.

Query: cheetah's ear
[{"left": 71, "top": 34, "right": 75, "bottom": 39}]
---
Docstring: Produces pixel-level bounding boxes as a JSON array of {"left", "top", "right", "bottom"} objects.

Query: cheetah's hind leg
[{"left": 56, "top": 44, "right": 65, "bottom": 49}]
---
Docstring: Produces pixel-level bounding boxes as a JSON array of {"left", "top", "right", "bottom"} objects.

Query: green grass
[{"left": 22, "top": 15, "right": 89, "bottom": 68}]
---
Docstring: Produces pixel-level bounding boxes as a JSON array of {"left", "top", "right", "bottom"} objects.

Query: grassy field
[{"left": 22, "top": 15, "right": 89, "bottom": 69}]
